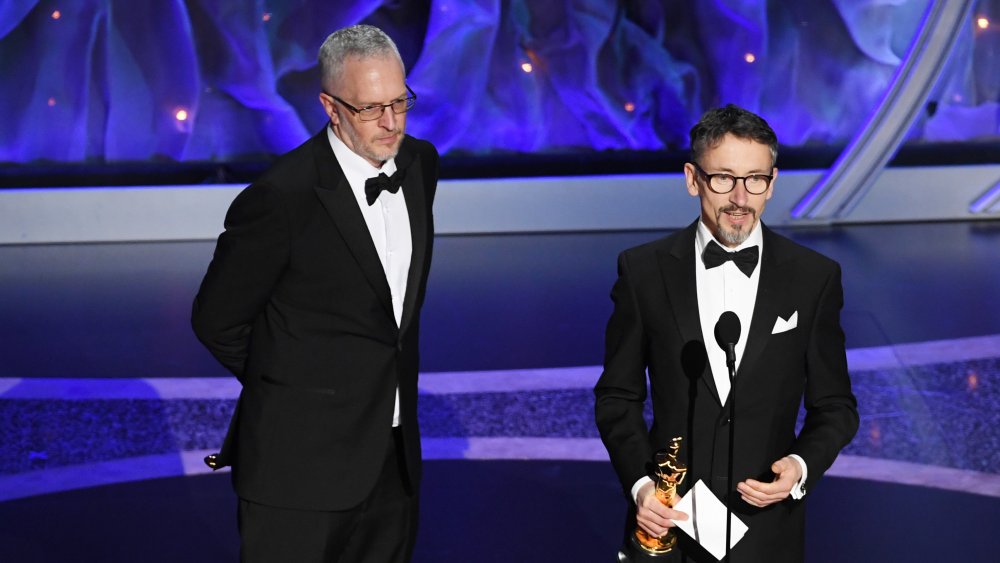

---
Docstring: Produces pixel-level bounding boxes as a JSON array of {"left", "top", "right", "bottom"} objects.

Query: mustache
[
  {"left": 374, "top": 131, "right": 403, "bottom": 142},
  {"left": 719, "top": 205, "right": 755, "bottom": 215}
]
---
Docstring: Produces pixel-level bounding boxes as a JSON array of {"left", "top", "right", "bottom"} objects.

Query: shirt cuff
[
  {"left": 631, "top": 476, "right": 654, "bottom": 505},
  {"left": 788, "top": 454, "right": 808, "bottom": 499}
]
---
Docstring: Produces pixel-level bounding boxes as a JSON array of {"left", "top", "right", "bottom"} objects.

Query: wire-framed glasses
[
  {"left": 326, "top": 85, "right": 416, "bottom": 121},
  {"left": 691, "top": 162, "right": 773, "bottom": 195}
]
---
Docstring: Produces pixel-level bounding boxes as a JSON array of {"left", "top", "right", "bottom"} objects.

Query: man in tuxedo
[
  {"left": 595, "top": 105, "right": 858, "bottom": 562},
  {"left": 192, "top": 24, "right": 437, "bottom": 562}
]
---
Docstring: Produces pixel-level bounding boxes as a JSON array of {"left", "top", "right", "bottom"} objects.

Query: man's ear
[
  {"left": 765, "top": 167, "right": 777, "bottom": 201},
  {"left": 683, "top": 163, "right": 699, "bottom": 197},
  {"left": 319, "top": 93, "right": 339, "bottom": 125}
]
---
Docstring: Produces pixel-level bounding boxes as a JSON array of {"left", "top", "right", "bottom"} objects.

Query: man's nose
[
  {"left": 378, "top": 107, "right": 396, "bottom": 129},
  {"left": 730, "top": 180, "right": 750, "bottom": 206}
]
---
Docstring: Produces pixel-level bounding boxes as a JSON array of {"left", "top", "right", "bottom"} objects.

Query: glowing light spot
[
  {"left": 868, "top": 423, "right": 881, "bottom": 445},
  {"left": 976, "top": 17, "right": 989, "bottom": 30},
  {"left": 952, "top": 94, "right": 963, "bottom": 103},
  {"left": 624, "top": 102, "right": 635, "bottom": 112},
  {"left": 175, "top": 108, "right": 189, "bottom": 122},
  {"left": 520, "top": 62, "right": 533, "bottom": 73},
  {"left": 262, "top": 12, "right": 271, "bottom": 22},
  {"left": 51, "top": 10, "right": 61, "bottom": 20},
  {"left": 967, "top": 371, "right": 979, "bottom": 391},
  {"left": 744, "top": 53, "right": 756, "bottom": 63}
]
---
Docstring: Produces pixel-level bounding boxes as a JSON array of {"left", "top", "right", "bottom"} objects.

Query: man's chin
[
  {"left": 373, "top": 143, "right": 402, "bottom": 162},
  {"left": 717, "top": 227, "right": 749, "bottom": 247},
  {"left": 363, "top": 147, "right": 400, "bottom": 164}
]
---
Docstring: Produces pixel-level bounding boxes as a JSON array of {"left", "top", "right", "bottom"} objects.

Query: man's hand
[
  {"left": 736, "top": 456, "right": 802, "bottom": 508},
  {"left": 635, "top": 481, "right": 689, "bottom": 537}
]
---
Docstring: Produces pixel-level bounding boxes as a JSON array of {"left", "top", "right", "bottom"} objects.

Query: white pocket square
[{"left": 772, "top": 311, "right": 798, "bottom": 334}]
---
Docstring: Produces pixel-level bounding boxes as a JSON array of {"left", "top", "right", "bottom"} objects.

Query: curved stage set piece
[{"left": 1, "top": 222, "right": 999, "bottom": 562}]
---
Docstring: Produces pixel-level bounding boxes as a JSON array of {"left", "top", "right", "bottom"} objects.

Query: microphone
[
  {"left": 714, "top": 311, "right": 741, "bottom": 374},
  {"left": 714, "top": 311, "right": 741, "bottom": 562}
]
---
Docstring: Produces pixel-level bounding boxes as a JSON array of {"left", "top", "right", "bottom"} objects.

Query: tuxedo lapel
[
  {"left": 736, "top": 225, "right": 795, "bottom": 387},
  {"left": 398, "top": 147, "right": 427, "bottom": 339},
  {"left": 310, "top": 134, "right": 395, "bottom": 322},
  {"left": 658, "top": 221, "right": 722, "bottom": 405}
]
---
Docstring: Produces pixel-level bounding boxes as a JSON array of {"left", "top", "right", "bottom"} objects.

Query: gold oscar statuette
[{"left": 631, "top": 436, "right": 688, "bottom": 556}]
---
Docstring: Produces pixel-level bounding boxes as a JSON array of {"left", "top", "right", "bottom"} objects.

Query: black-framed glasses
[
  {"left": 690, "top": 162, "right": 773, "bottom": 195},
  {"left": 325, "top": 85, "right": 416, "bottom": 121}
]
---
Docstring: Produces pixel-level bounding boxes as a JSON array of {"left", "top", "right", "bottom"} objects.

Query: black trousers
[{"left": 238, "top": 428, "right": 418, "bottom": 563}]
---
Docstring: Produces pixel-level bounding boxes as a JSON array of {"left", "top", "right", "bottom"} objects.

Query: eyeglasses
[
  {"left": 690, "top": 162, "right": 773, "bottom": 195},
  {"left": 325, "top": 85, "right": 416, "bottom": 121}
]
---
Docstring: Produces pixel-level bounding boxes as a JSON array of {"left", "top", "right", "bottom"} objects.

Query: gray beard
[{"left": 718, "top": 226, "right": 750, "bottom": 246}]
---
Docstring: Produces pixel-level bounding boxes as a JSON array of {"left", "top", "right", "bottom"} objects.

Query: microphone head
[{"left": 714, "top": 311, "right": 741, "bottom": 347}]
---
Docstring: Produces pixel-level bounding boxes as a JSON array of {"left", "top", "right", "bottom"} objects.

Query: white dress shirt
[
  {"left": 327, "top": 127, "right": 411, "bottom": 427},
  {"left": 694, "top": 221, "right": 763, "bottom": 405}
]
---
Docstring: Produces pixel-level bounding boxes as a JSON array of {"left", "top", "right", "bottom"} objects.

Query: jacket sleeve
[
  {"left": 594, "top": 251, "right": 653, "bottom": 496},
  {"left": 191, "top": 181, "right": 290, "bottom": 380},
  {"left": 791, "top": 262, "right": 859, "bottom": 490}
]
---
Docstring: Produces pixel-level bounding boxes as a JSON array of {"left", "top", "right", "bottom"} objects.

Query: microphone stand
[
  {"left": 715, "top": 310, "right": 741, "bottom": 562},
  {"left": 724, "top": 342, "right": 736, "bottom": 562}
]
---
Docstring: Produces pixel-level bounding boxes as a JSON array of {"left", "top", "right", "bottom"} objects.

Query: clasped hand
[
  {"left": 635, "top": 481, "right": 688, "bottom": 538},
  {"left": 736, "top": 455, "right": 802, "bottom": 508}
]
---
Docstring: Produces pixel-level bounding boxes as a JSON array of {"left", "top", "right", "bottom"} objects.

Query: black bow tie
[
  {"left": 703, "top": 240, "right": 759, "bottom": 277},
  {"left": 364, "top": 169, "right": 406, "bottom": 205}
]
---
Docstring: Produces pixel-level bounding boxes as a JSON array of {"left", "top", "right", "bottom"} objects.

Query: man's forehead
[
  {"left": 701, "top": 135, "right": 772, "bottom": 165},
  {"left": 341, "top": 58, "right": 404, "bottom": 82},
  {"left": 336, "top": 62, "right": 405, "bottom": 102}
]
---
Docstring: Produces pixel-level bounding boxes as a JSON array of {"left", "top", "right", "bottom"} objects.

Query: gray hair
[{"left": 318, "top": 24, "right": 404, "bottom": 91}]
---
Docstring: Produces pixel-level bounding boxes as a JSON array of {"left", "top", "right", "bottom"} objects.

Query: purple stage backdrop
[{"left": 0, "top": 0, "right": 997, "bottom": 164}]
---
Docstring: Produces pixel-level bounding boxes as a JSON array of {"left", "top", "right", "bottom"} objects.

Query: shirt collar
[{"left": 326, "top": 125, "right": 397, "bottom": 191}]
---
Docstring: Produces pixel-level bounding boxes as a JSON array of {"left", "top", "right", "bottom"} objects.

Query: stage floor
[{"left": 2, "top": 221, "right": 999, "bottom": 561}]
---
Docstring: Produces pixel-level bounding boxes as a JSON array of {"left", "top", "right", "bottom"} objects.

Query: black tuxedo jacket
[
  {"left": 595, "top": 221, "right": 858, "bottom": 562},
  {"left": 192, "top": 130, "right": 437, "bottom": 511}
]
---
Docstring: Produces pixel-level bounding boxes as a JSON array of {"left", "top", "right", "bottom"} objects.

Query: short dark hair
[{"left": 689, "top": 104, "right": 778, "bottom": 167}]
